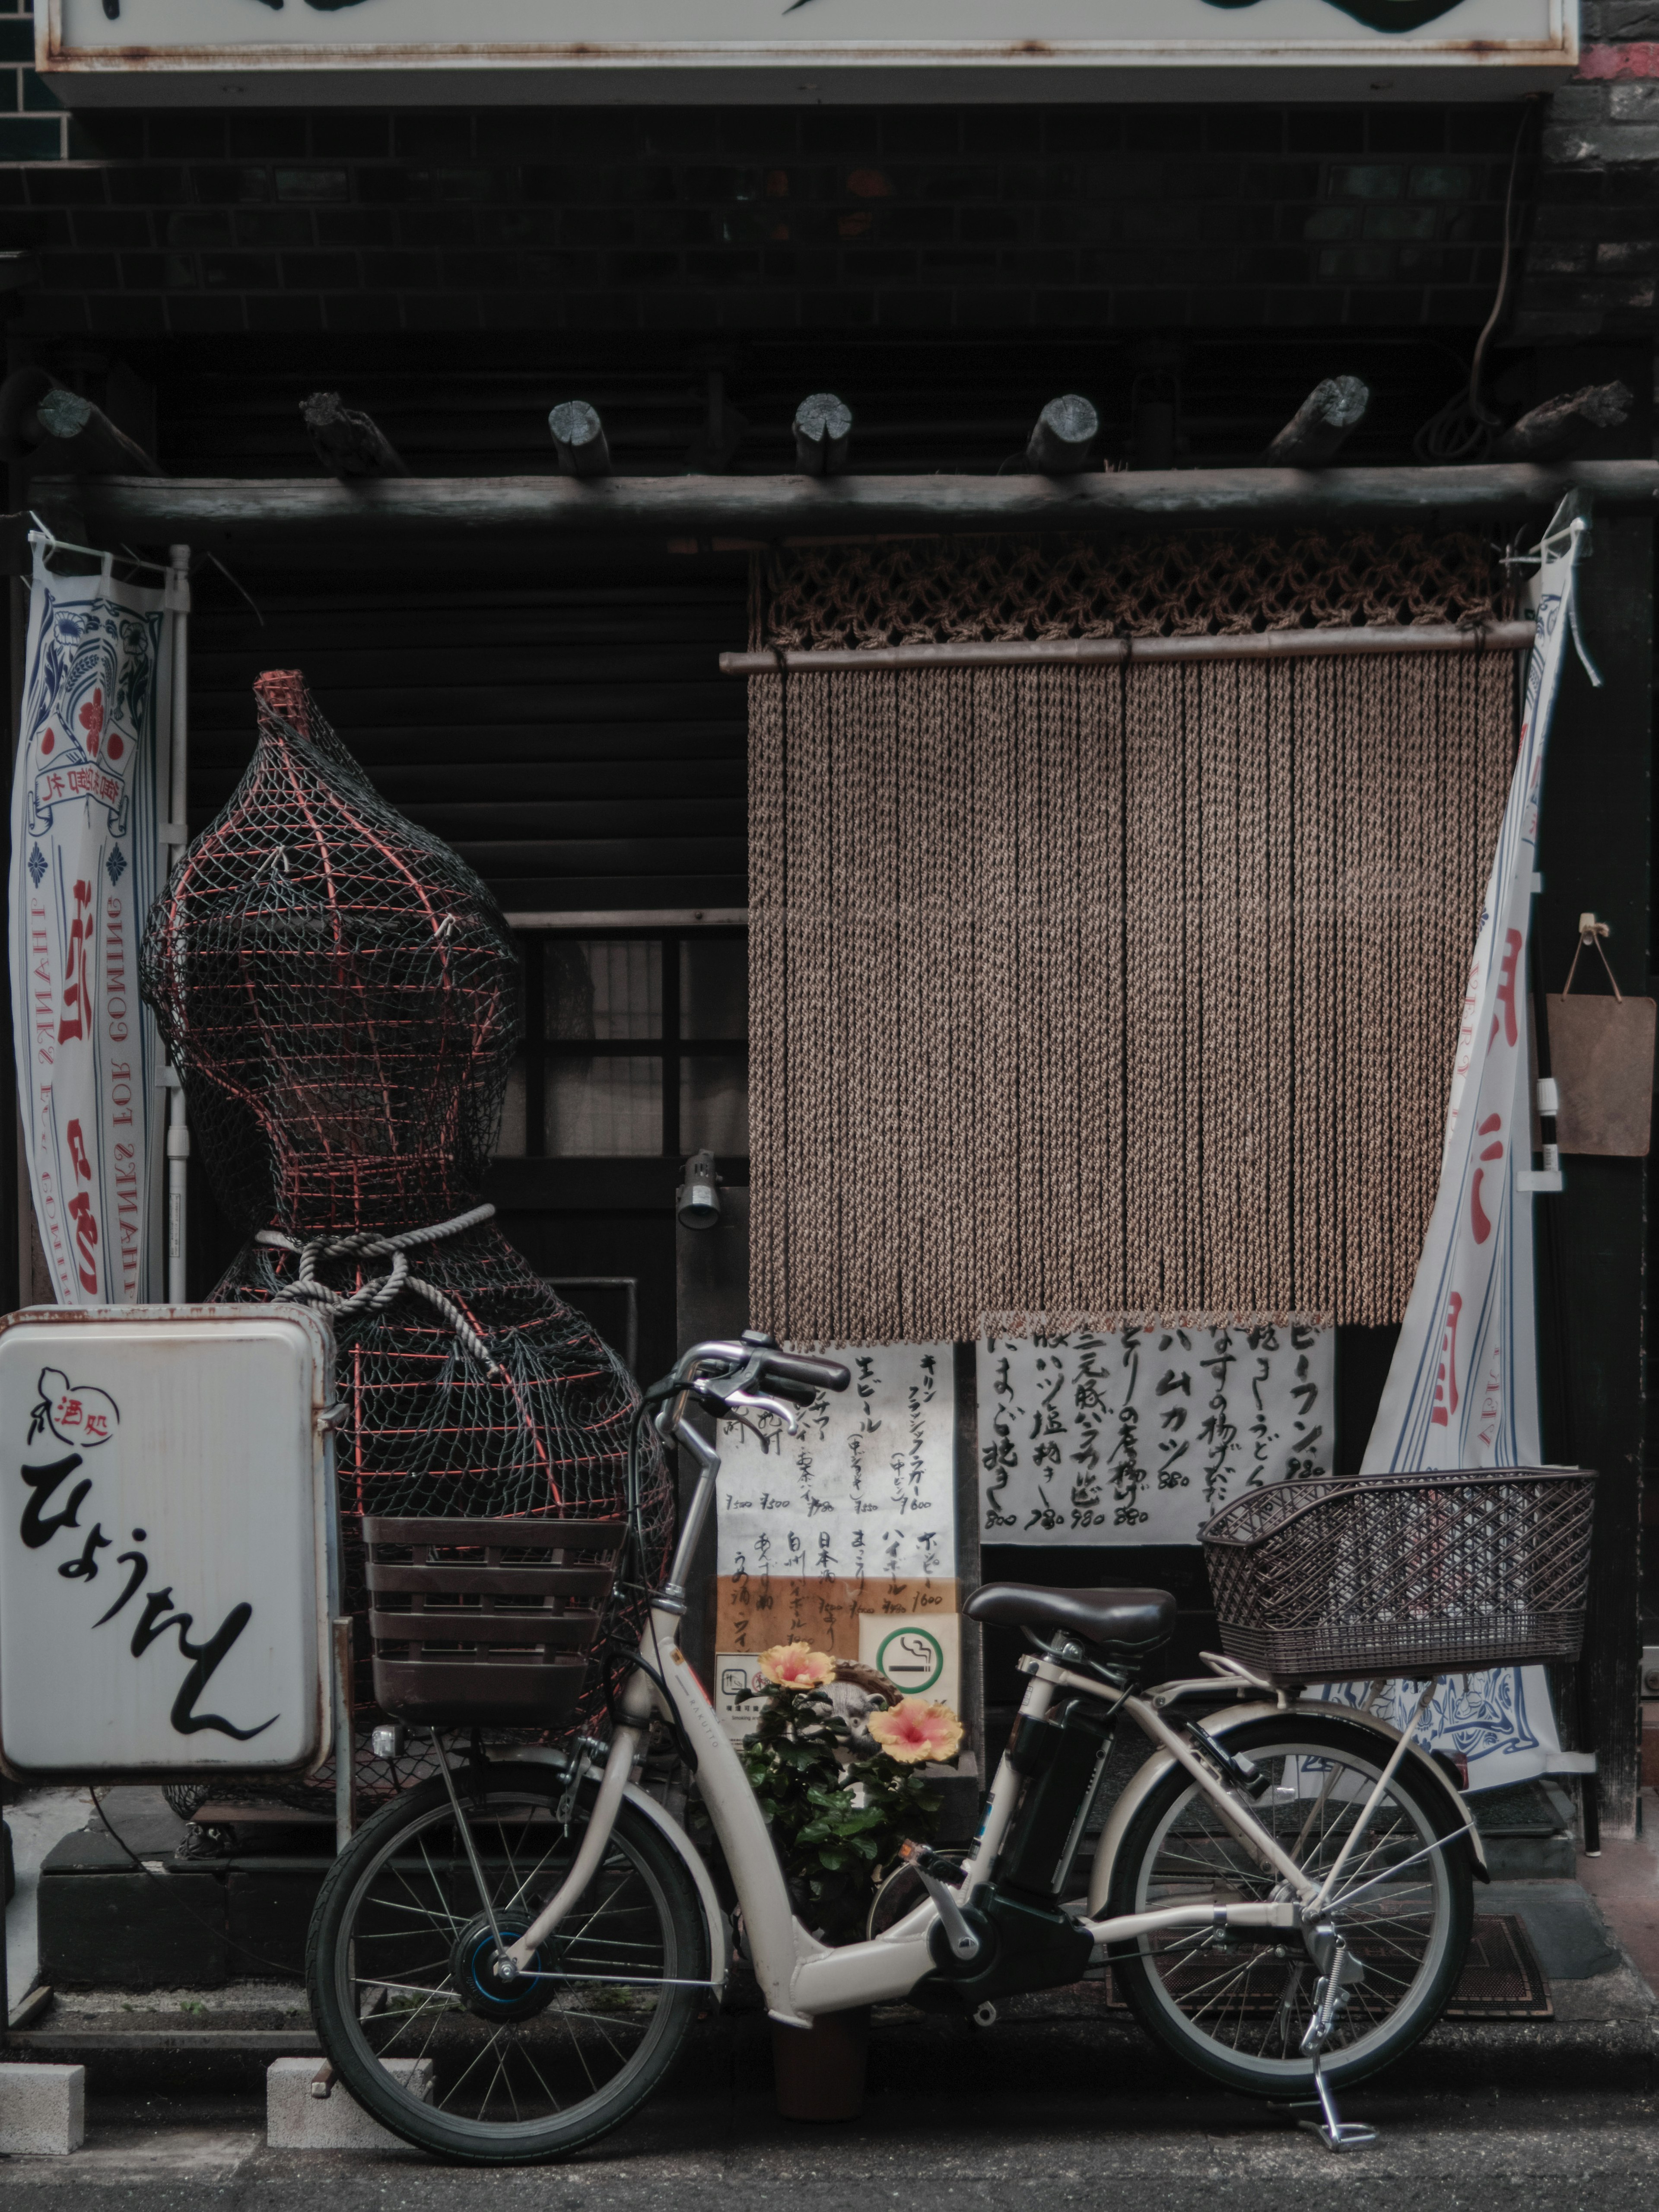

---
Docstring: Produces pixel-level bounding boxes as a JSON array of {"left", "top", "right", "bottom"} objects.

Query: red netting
[{"left": 140, "top": 672, "right": 670, "bottom": 1780}]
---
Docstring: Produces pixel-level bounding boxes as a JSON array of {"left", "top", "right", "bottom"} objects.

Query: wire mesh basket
[
  {"left": 364, "top": 1516, "right": 627, "bottom": 1728},
  {"left": 1201, "top": 1467, "right": 1595, "bottom": 1686}
]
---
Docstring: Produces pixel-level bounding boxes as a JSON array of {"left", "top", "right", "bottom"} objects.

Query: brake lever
[{"left": 689, "top": 1377, "right": 800, "bottom": 1439}]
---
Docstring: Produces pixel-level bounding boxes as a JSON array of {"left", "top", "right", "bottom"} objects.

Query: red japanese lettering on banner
[
  {"left": 1469, "top": 1112, "right": 1504, "bottom": 1246},
  {"left": 65, "top": 1189, "right": 99, "bottom": 1295},
  {"left": 57, "top": 877, "right": 94, "bottom": 1047},
  {"left": 1430, "top": 1290, "right": 1464, "bottom": 1428},
  {"left": 1488, "top": 927, "right": 1523, "bottom": 1052}
]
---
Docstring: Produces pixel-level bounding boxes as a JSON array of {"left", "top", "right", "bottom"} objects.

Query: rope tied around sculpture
[{"left": 254, "top": 1202, "right": 504, "bottom": 1376}]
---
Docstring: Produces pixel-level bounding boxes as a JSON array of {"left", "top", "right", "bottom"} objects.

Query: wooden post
[
  {"left": 793, "top": 392, "right": 853, "bottom": 477},
  {"left": 1025, "top": 394, "right": 1099, "bottom": 476},
  {"left": 1535, "top": 508, "right": 1652, "bottom": 1836},
  {"left": 299, "top": 391, "right": 407, "bottom": 480},
  {"left": 1265, "top": 377, "right": 1370, "bottom": 467},
  {"left": 1493, "top": 383, "right": 1633, "bottom": 464},
  {"left": 548, "top": 400, "right": 612, "bottom": 479}
]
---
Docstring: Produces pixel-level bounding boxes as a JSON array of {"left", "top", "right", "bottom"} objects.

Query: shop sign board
[
  {"left": 0, "top": 1304, "right": 337, "bottom": 1782},
  {"left": 41, "top": 0, "right": 1577, "bottom": 105}
]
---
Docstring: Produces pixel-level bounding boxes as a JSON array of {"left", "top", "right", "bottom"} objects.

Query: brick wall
[{"left": 0, "top": 0, "right": 1652, "bottom": 342}]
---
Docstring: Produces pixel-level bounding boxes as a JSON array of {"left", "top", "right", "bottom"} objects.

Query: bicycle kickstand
[{"left": 1294, "top": 1925, "right": 1378, "bottom": 2154}]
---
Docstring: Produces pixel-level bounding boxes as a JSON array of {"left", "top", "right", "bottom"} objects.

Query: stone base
[
  {"left": 0, "top": 2063, "right": 86, "bottom": 2155},
  {"left": 266, "top": 2056, "right": 433, "bottom": 2150}
]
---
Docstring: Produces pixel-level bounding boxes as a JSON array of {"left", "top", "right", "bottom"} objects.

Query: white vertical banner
[
  {"left": 9, "top": 544, "right": 182, "bottom": 1305},
  {"left": 1354, "top": 501, "right": 1588, "bottom": 1789}
]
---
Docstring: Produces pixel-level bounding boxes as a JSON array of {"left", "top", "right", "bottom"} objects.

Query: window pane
[
  {"left": 681, "top": 939, "right": 747, "bottom": 1040},
  {"left": 550, "top": 1055, "right": 663, "bottom": 1156},
  {"left": 494, "top": 1055, "right": 527, "bottom": 1157},
  {"left": 682, "top": 1054, "right": 748, "bottom": 1156},
  {"left": 547, "top": 939, "right": 661, "bottom": 1042}
]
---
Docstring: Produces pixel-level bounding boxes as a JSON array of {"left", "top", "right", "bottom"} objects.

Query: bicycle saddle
[{"left": 964, "top": 1583, "right": 1176, "bottom": 1653}]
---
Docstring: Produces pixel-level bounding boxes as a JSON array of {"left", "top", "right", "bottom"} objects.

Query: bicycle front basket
[
  {"left": 363, "top": 1516, "right": 626, "bottom": 1728},
  {"left": 1201, "top": 1466, "right": 1595, "bottom": 1687}
]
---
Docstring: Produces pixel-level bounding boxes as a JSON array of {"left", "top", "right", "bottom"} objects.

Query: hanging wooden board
[{"left": 1545, "top": 992, "right": 1656, "bottom": 1157}]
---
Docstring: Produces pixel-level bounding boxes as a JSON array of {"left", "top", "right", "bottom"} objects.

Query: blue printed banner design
[
  {"left": 1355, "top": 502, "right": 1587, "bottom": 1788},
  {"left": 8, "top": 548, "right": 178, "bottom": 1305}
]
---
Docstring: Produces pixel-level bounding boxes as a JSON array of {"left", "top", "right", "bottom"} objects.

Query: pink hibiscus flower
[
  {"left": 757, "top": 1641, "right": 836, "bottom": 1689},
  {"left": 868, "top": 1698, "right": 963, "bottom": 1765}
]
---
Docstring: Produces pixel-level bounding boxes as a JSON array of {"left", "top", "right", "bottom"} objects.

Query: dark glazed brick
[
  {"left": 20, "top": 294, "right": 90, "bottom": 331},
  {"left": 108, "top": 166, "right": 188, "bottom": 205},
  {"left": 312, "top": 114, "right": 391, "bottom": 160},
  {"left": 954, "top": 285, "right": 1033, "bottom": 325},
  {"left": 1288, "top": 109, "right": 1367, "bottom": 154},
  {"left": 1243, "top": 160, "right": 1321, "bottom": 199},
  {"left": 81, "top": 293, "right": 165, "bottom": 333},
  {"left": 274, "top": 168, "right": 350, "bottom": 202},
  {"left": 961, "top": 110, "right": 1042, "bottom": 157},
  {"left": 1330, "top": 165, "right": 1404, "bottom": 200},
  {"left": 1125, "top": 109, "right": 1204, "bottom": 154},
  {"left": 800, "top": 109, "right": 882, "bottom": 157},
  {"left": 323, "top": 292, "right": 405, "bottom": 330},
  {"left": 1190, "top": 287, "right": 1270, "bottom": 324},
  {"left": 1205, "top": 111, "right": 1283, "bottom": 154},
  {"left": 72, "top": 208, "right": 151, "bottom": 248},
  {"left": 316, "top": 207, "right": 395, "bottom": 247},
  {"left": 801, "top": 287, "right": 876, "bottom": 324},
  {"left": 1239, "top": 246, "right": 1311, "bottom": 283},
  {"left": 201, "top": 251, "right": 279, "bottom": 289},
  {"left": 1448, "top": 107, "right": 1526, "bottom": 154},
  {"left": 1266, "top": 286, "right": 1338, "bottom": 325},
  {"left": 120, "top": 252, "right": 167, "bottom": 289},
  {"left": 393, "top": 113, "right": 476, "bottom": 161},
  {"left": 168, "top": 294, "right": 247, "bottom": 331},
  {"left": 398, "top": 205, "right": 477, "bottom": 248},
  {"left": 40, "top": 248, "right": 117, "bottom": 287},
  {"left": 235, "top": 207, "right": 314, "bottom": 248},
  {"left": 874, "top": 286, "right": 955, "bottom": 325},
  {"left": 880, "top": 110, "right": 960, "bottom": 158},
  {"left": 0, "top": 19, "right": 32, "bottom": 57},
  {"left": 1042, "top": 112, "right": 1122, "bottom": 155},
  {"left": 228, "top": 115, "right": 309, "bottom": 161},
  {"left": 280, "top": 250, "right": 359, "bottom": 288},
  {"left": 248, "top": 293, "right": 326, "bottom": 331},
  {"left": 601, "top": 250, "right": 678, "bottom": 285},
  {"left": 25, "top": 165, "right": 104, "bottom": 204},
  {"left": 68, "top": 115, "right": 146, "bottom": 161},
  {"left": 1426, "top": 286, "right": 1498, "bottom": 323},
  {"left": 361, "top": 251, "right": 443, "bottom": 288},
  {"left": 146, "top": 114, "right": 226, "bottom": 161},
  {"left": 1366, "top": 108, "right": 1446, "bottom": 154},
  {"left": 165, "top": 209, "right": 233, "bottom": 247},
  {"left": 191, "top": 169, "right": 271, "bottom": 207},
  {"left": 1347, "top": 287, "right": 1425, "bottom": 324},
  {"left": 1365, "top": 204, "right": 1437, "bottom": 239}
]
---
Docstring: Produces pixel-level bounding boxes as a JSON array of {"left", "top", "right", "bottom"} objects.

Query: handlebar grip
[{"left": 763, "top": 1351, "right": 852, "bottom": 1395}]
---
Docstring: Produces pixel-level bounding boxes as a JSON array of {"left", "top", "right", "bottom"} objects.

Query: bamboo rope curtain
[{"left": 747, "top": 538, "right": 1519, "bottom": 1346}]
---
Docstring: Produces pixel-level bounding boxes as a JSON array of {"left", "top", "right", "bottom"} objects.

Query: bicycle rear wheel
[
  {"left": 306, "top": 1761, "right": 708, "bottom": 2164},
  {"left": 1106, "top": 1713, "right": 1472, "bottom": 2098}
]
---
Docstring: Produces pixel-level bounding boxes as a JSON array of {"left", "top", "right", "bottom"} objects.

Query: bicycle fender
[
  {"left": 1086, "top": 1700, "right": 1486, "bottom": 1918},
  {"left": 501, "top": 1748, "right": 732, "bottom": 1996}
]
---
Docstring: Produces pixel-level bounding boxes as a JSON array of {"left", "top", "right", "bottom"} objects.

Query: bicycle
[{"left": 306, "top": 1332, "right": 1486, "bottom": 2163}]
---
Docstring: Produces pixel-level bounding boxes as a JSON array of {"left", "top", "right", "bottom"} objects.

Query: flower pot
[{"left": 771, "top": 2006, "right": 871, "bottom": 2121}]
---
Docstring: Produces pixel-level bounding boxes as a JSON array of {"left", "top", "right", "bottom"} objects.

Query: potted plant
[{"left": 738, "top": 1641, "right": 963, "bottom": 2120}]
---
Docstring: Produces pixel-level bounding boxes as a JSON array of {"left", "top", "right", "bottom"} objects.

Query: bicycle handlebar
[{"left": 661, "top": 1335, "right": 852, "bottom": 1407}]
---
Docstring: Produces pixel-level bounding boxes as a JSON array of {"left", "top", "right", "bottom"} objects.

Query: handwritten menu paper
[
  {"left": 979, "top": 1326, "right": 1334, "bottom": 1546},
  {"left": 713, "top": 1345, "right": 957, "bottom": 1726}
]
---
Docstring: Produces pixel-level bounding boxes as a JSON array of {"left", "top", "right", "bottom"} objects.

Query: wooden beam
[
  {"left": 299, "top": 391, "right": 407, "bottom": 480},
  {"left": 54, "top": 461, "right": 1659, "bottom": 550},
  {"left": 1026, "top": 394, "right": 1099, "bottom": 476},
  {"left": 721, "top": 621, "right": 1534, "bottom": 675},
  {"left": 548, "top": 399, "right": 611, "bottom": 479},
  {"left": 1492, "top": 382, "right": 1633, "bottom": 464},
  {"left": 793, "top": 392, "right": 853, "bottom": 477},
  {"left": 1264, "top": 377, "right": 1370, "bottom": 468}
]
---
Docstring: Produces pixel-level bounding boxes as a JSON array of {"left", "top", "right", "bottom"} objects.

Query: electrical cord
[{"left": 1412, "top": 98, "right": 1540, "bottom": 465}]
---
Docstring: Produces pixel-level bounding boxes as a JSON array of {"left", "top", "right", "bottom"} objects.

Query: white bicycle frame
[{"left": 493, "top": 1362, "right": 1449, "bottom": 2031}]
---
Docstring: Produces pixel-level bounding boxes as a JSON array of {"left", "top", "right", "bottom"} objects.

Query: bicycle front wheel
[
  {"left": 1106, "top": 1714, "right": 1472, "bottom": 2098},
  {"left": 306, "top": 1761, "right": 708, "bottom": 2164}
]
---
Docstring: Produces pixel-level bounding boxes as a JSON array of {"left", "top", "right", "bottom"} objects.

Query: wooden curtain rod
[
  {"left": 720, "top": 621, "right": 1535, "bottom": 676},
  {"left": 40, "top": 461, "right": 1657, "bottom": 549}
]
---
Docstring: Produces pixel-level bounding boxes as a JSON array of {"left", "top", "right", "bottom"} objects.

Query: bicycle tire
[
  {"left": 1106, "top": 1713, "right": 1472, "bottom": 2098},
  {"left": 306, "top": 1761, "right": 709, "bottom": 2164}
]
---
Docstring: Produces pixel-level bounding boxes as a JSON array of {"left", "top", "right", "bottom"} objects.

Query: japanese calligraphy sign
[
  {"left": 980, "top": 1327, "right": 1333, "bottom": 1546},
  {"left": 0, "top": 1305, "right": 335, "bottom": 1779},
  {"left": 9, "top": 546, "right": 183, "bottom": 1306},
  {"left": 714, "top": 1344, "right": 957, "bottom": 1725},
  {"left": 1353, "top": 500, "right": 1588, "bottom": 1788}
]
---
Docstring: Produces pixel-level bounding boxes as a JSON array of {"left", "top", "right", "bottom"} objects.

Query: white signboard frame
[
  {"left": 0, "top": 1303, "right": 338, "bottom": 1783},
  {"left": 42, "top": 0, "right": 1577, "bottom": 105}
]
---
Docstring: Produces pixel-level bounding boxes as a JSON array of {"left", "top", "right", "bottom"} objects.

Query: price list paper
[
  {"left": 713, "top": 1345, "right": 957, "bottom": 1724},
  {"left": 979, "top": 1326, "right": 1334, "bottom": 1546}
]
